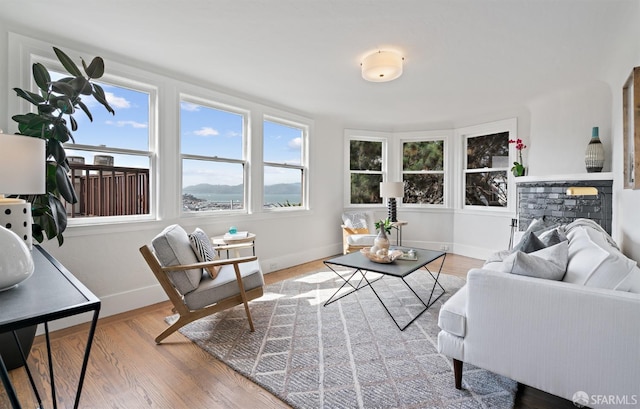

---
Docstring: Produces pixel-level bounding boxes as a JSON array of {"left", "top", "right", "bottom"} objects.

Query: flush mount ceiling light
[{"left": 361, "top": 50, "right": 404, "bottom": 82}]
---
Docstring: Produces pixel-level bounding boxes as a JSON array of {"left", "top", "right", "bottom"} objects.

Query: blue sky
[{"left": 65, "top": 80, "right": 303, "bottom": 188}]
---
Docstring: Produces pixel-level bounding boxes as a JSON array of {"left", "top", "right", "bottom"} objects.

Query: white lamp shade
[
  {"left": 0, "top": 133, "right": 46, "bottom": 195},
  {"left": 380, "top": 181, "right": 405, "bottom": 198},
  {"left": 0, "top": 225, "right": 34, "bottom": 291},
  {"left": 361, "top": 50, "right": 404, "bottom": 82}
]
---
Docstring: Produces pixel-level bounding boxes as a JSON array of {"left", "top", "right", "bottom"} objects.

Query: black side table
[{"left": 0, "top": 245, "right": 101, "bottom": 409}]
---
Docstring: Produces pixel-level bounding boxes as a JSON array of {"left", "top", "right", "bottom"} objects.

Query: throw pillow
[
  {"left": 189, "top": 228, "right": 221, "bottom": 279},
  {"left": 483, "top": 241, "right": 569, "bottom": 280},
  {"left": 510, "top": 241, "right": 568, "bottom": 280},
  {"left": 564, "top": 225, "right": 638, "bottom": 289},
  {"left": 512, "top": 217, "right": 559, "bottom": 251},
  {"left": 539, "top": 227, "right": 567, "bottom": 247},
  {"left": 518, "top": 232, "right": 547, "bottom": 254}
]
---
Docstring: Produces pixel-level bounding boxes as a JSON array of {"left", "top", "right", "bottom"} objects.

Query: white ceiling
[{"left": 0, "top": 0, "right": 635, "bottom": 129}]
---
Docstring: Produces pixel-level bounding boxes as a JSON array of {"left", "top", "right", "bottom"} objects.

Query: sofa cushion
[
  {"left": 564, "top": 226, "right": 637, "bottom": 289},
  {"left": 184, "top": 260, "right": 264, "bottom": 310},
  {"left": 438, "top": 285, "right": 467, "bottom": 337},
  {"left": 152, "top": 224, "right": 202, "bottom": 295},
  {"left": 484, "top": 241, "right": 568, "bottom": 281},
  {"left": 189, "top": 228, "right": 221, "bottom": 279}
]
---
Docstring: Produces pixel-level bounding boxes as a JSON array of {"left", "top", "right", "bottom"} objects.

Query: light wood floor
[{"left": 2, "top": 254, "right": 574, "bottom": 408}]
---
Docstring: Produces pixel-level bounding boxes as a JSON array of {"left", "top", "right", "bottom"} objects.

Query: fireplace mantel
[{"left": 515, "top": 172, "right": 613, "bottom": 184}]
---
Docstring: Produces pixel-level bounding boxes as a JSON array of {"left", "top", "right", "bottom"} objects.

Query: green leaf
[
  {"left": 32, "top": 63, "right": 51, "bottom": 92},
  {"left": 69, "top": 76, "right": 92, "bottom": 95},
  {"left": 53, "top": 47, "right": 83, "bottom": 77},
  {"left": 53, "top": 122, "right": 71, "bottom": 143},
  {"left": 13, "top": 88, "right": 44, "bottom": 105},
  {"left": 92, "top": 83, "right": 115, "bottom": 115},
  {"left": 56, "top": 164, "right": 78, "bottom": 204},
  {"left": 70, "top": 115, "right": 78, "bottom": 131},
  {"left": 83, "top": 56, "right": 105, "bottom": 79},
  {"left": 51, "top": 80, "right": 76, "bottom": 98},
  {"left": 55, "top": 97, "right": 75, "bottom": 115},
  {"left": 77, "top": 100, "right": 93, "bottom": 122},
  {"left": 37, "top": 103, "right": 56, "bottom": 114}
]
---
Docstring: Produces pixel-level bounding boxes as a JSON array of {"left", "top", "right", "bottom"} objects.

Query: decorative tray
[{"left": 360, "top": 248, "right": 404, "bottom": 264}]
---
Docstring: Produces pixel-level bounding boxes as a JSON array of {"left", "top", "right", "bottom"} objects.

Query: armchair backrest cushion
[
  {"left": 151, "top": 224, "right": 202, "bottom": 295},
  {"left": 342, "top": 211, "right": 376, "bottom": 233}
]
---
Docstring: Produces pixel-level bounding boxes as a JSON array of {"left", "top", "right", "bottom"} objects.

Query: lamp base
[
  {"left": 0, "top": 199, "right": 33, "bottom": 249},
  {"left": 387, "top": 198, "right": 397, "bottom": 222}
]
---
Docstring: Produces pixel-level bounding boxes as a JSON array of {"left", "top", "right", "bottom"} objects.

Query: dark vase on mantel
[{"left": 585, "top": 126, "right": 605, "bottom": 172}]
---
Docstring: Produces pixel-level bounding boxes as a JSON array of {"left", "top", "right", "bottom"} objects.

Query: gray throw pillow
[
  {"left": 518, "top": 232, "right": 547, "bottom": 254},
  {"left": 510, "top": 241, "right": 569, "bottom": 281}
]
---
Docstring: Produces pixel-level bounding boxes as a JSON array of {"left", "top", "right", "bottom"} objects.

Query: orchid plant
[{"left": 509, "top": 138, "right": 527, "bottom": 177}]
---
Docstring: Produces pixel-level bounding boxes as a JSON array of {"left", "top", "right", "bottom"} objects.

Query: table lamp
[
  {"left": 380, "top": 181, "right": 405, "bottom": 222},
  {"left": 0, "top": 133, "right": 46, "bottom": 291}
]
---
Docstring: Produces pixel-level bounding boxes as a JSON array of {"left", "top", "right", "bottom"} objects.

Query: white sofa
[{"left": 437, "top": 219, "right": 640, "bottom": 408}]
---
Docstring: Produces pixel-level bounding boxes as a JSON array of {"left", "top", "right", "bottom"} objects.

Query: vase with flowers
[{"left": 509, "top": 138, "right": 527, "bottom": 177}]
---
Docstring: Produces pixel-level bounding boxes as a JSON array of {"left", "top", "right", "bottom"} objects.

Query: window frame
[
  {"left": 20, "top": 51, "right": 158, "bottom": 225},
  {"left": 457, "top": 118, "right": 517, "bottom": 213},
  {"left": 262, "top": 115, "right": 309, "bottom": 211},
  {"left": 398, "top": 132, "right": 450, "bottom": 208},
  {"left": 344, "top": 130, "right": 389, "bottom": 207},
  {"left": 179, "top": 94, "right": 250, "bottom": 216}
]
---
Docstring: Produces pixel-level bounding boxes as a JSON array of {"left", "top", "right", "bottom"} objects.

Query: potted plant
[
  {"left": 375, "top": 218, "right": 393, "bottom": 234},
  {"left": 12, "top": 47, "right": 115, "bottom": 245}
]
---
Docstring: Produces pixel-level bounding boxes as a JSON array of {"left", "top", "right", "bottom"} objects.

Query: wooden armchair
[{"left": 140, "top": 225, "right": 264, "bottom": 344}]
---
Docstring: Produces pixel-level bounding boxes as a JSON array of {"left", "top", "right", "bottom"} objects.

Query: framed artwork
[{"left": 623, "top": 67, "right": 640, "bottom": 189}]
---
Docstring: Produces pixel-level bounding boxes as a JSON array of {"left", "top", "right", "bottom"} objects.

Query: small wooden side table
[{"left": 211, "top": 232, "right": 256, "bottom": 258}]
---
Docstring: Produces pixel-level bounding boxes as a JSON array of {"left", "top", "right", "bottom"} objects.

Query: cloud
[
  {"left": 105, "top": 120, "right": 148, "bottom": 129},
  {"left": 288, "top": 137, "right": 302, "bottom": 149},
  {"left": 181, "top": 102, "right": 200, "bottom": 112},
  {"left": 105, "top": 92, "right": 131, "bottom": 109},
  {"left": 194, "top": 127, "right": 219, "bottom": 137}
]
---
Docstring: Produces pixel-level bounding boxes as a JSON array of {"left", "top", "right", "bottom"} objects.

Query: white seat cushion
[
  {"left": 438, "top": 285, "right": 467, "bottom": 337},
  {"left": 184, "top": 260, "right": 264, "bottom": 310},
  {"left": 346, "top": 234, "right": 376, "bottom": 246}
]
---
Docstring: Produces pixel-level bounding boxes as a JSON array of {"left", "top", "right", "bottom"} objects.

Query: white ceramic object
[{"left": 0, "top": 225, "right": 34, "bottom": 291}]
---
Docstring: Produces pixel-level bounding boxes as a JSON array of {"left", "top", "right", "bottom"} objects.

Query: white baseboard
[{"left": 41, "top": 244, "right": 343, "bottom": 334}]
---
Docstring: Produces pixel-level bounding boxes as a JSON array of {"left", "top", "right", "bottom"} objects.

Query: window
[
  {"left": 348, "top": 138, "right": 384, "bottom": 204},
  {"left": 464, "top": 131, "right": 509, "bottom": 207},
  {"left": 402, "top": 139, "right": 445, "bottom": 205},
  {"left": 263, "top": 118, "right": 306, "bottom": 209},
  {"left": 62, "top": 74, "right": 153, "bottom": 219},
  {"left": 180, "top": 98, "right": 247, "bottom": 212}
]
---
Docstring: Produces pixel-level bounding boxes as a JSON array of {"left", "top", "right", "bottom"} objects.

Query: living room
[{"left": 1, "top": 1, "right": 639, "bottom": 408}]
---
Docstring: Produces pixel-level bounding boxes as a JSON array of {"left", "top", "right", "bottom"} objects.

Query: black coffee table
[{"left": 323, "top": 247, "right": 446, "bottom": 330}]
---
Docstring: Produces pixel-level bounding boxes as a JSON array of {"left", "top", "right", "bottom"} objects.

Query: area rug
[{"left": 170, "top": 268, "right": 517, "bottom": 408}]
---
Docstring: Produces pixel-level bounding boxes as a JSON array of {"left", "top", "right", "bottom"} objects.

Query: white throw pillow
[{"left": 564, "top": 226, "right": 637, "bottom": 289}]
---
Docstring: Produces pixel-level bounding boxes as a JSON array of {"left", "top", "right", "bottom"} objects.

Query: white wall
[
  {"left": 527, "top": 81, "right": 613, "bottom": 176},
  {"left": 603, "top": 2, "right": 640, "bottom": 260}
]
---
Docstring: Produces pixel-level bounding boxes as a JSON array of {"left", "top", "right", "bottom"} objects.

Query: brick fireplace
[{"left": 515, "top": 173, "right": 613, "bottom": 234}]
